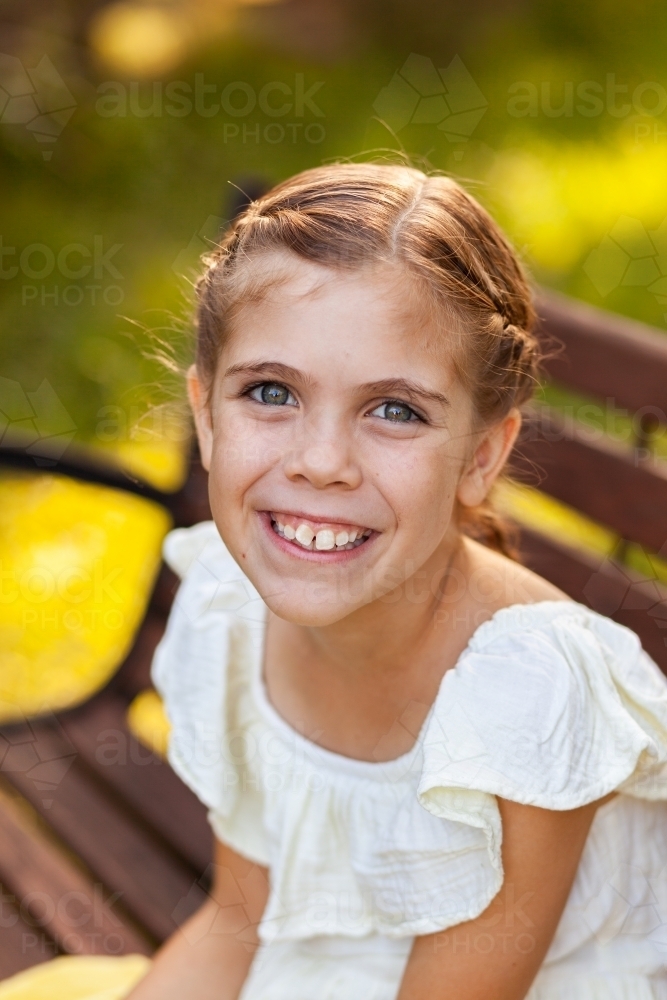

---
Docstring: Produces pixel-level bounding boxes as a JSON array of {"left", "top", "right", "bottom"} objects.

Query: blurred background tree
[{"left": 1, "top": 0, "right": 667, "bottom": 461}]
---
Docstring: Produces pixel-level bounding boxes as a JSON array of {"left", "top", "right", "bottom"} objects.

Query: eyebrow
[
  {"left": 224, "top": 360, "right": 314, "bottom": 386},
  {"left": 359, "top": 377, "right": 450, "bottom": 409},
  {"left": 223, "top": 361, "right": 450, "bottom": 408}
]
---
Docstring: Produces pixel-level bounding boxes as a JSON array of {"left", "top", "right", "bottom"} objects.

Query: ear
[
  {"left": 457, "top": 408, "right": 522, "bottom": 509},
  {"left": 186, "top": 364, "right": 213, "bottom": 472}
]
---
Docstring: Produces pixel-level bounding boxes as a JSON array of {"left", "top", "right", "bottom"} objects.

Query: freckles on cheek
[
  {"left": 211, "top": 426, "right": 285, "bottom": 495},
  {"left": 406, "top": 451, "right": 460, "bottom": 525},
  {"left": 209, "top": 434, "right": 290, "bottom": 569}
]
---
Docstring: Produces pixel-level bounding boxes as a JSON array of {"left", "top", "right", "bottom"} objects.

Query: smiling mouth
[{"left": 269, "top": 512, "right": 373, "bottom": 552}]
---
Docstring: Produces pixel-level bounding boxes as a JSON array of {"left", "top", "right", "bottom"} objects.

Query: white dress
[{"left": 151, "top": 520, "right": 667, "bottom": 1000}]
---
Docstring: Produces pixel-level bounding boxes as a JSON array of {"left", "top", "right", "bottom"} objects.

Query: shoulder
[
  {"left": 419, "top": 596, "right": 667, "bottom": 813},
  {"left": 463, "top": 535, "right": 571, "bottom": 609}
]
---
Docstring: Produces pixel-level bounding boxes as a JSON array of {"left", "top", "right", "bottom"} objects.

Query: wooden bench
[
  {"left": 515, "top": 290, "right": 667, "bottom": 669},
  {"left": 1, "top": 290, "right": 666, "bottom": 979}
]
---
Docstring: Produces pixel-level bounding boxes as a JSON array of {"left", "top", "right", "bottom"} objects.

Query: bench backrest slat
[
  {"left": 514, "top": 406, "right": 667, "bottom": 556},
  {"left": 536, "top": 291, "right": 667, "bottom": 417}
]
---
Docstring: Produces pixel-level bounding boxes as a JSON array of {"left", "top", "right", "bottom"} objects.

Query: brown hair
[{"left": 194, "top": 162, "right": 541, "bottom": 560}]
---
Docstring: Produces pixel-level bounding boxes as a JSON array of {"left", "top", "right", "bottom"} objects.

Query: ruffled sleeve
[
  {"left": 150, "top": 521, "right": 270, "bottom": 864},
  {"left": 418, "top": 601, "right": 667, "bottom": 890}
]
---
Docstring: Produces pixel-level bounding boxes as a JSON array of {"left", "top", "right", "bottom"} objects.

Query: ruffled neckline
[
  {"left": 250, "top": 595, "right": 585, "bottom": 780},
  {"left": 163, "top": 521, "right": 587, "bottom": 779}
]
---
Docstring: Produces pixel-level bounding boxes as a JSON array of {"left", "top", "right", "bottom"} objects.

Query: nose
[{"left": 283, "top": 417, "right": 362, "bottom": 490}]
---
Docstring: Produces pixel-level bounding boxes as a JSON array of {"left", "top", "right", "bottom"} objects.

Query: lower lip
[{"left": 258, "top": 511, "right": 376, "bottom": 563}]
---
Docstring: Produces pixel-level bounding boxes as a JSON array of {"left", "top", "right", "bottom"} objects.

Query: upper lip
[{"left": 266, "top": 510, "right": 374, "bottom": 529}]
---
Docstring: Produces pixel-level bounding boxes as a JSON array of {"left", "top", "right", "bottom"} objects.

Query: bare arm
[
  {"left": 397, "top": 795, "right": 610, "bottom": 1000},
  {"left": 127, "top": 838, "right": 269, "bottom": 1000}
]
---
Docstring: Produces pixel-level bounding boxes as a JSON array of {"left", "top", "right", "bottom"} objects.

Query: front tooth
[
  {"left": 283, "top": 524, "right": 296, "bottom": 540},
  {"left": 315, "top": 529, "right": 335, "bottom": 550},
  {"left": 335, "top": 531, "right": 349, "bottom": 547},
  {"left": 295, "top": 524, "right": 315, "bottom": 547},
  {"left": 348, "top": 530, "right": 358, "bottom": 543}
]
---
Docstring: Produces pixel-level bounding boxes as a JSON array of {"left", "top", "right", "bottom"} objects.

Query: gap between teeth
[{"left": 272, "top": 519, "right": 371, "bottom": 550}]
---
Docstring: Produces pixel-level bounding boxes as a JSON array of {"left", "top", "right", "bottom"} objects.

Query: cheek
[
  {"left": 374, "top": 438, "right": 463, "bottom": 536},
  {"left": 207, "top": 415, "right": 277, "bottom": 510}
]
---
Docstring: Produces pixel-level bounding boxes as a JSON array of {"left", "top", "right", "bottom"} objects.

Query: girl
[{"left": 119, "top": 163, "right": 667, "bottom": 998}]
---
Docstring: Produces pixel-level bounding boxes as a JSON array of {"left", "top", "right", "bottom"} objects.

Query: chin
[{"left": 262, "top": 590, "right": 357, "bottom": 627}]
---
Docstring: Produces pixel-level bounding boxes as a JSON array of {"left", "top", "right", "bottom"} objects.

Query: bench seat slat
[
  {"left": 0, "top": 783, "right": 152, "bottom": 957},
  {"left": 60, "top": 695, "right": 212, "bottom": 876},
  {"left": 0, "top": 894, "right": 53, "bottom": 979},
  {"left": 1, "top": 723, "right": 205, "bottom": 943}
]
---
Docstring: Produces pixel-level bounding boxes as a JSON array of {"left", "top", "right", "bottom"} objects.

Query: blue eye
[
  {"left": 371, "top": 400, "right": 419, "bottom": 422},
  {"left": 249, "top": 382, "right": 297, "bottom": 406}
]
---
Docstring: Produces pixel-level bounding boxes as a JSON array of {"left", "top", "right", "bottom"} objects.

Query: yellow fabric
[
  {"left": 126, "top": 689, "right": 170, "bottom": 757},
  {"left": 0, "top": 471, "right": 171, "bottom": 723},
  {"left": 0, "top": 955, "right": 151, "bottom": 1000}
]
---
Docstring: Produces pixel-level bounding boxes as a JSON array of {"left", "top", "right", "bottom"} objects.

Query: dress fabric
[{"left": 151, "top": 520, "right": 667, "bottom": 1000}]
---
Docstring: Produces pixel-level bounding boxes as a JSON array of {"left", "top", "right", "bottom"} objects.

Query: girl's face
[{"left": 188, "top": 254, "right": 519, "bottom": 626}]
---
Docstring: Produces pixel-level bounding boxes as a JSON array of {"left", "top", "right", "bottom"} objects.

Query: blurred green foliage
[{"left": 2, "top": 0, "right": 667, "bottom": 448}]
